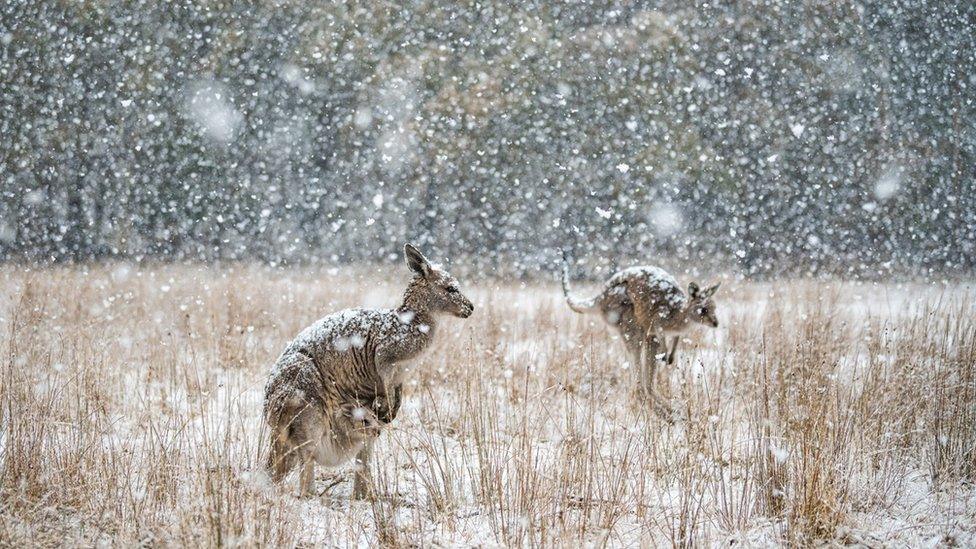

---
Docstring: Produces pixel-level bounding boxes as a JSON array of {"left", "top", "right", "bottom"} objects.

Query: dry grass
[{"left": 1, "top": 265, "right": 974, "bottom": 547}]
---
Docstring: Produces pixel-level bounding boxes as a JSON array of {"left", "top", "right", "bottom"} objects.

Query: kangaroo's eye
[{"left": 446, "top": 286, "right": 459, "bottom": 294}]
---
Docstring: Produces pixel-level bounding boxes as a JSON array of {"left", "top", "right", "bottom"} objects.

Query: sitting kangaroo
[
  {"left": 562, "top": 256, "right": 720, "bottom": 418},
  {"left": 264, "top": 244, "right": 474, "bottom": 498}
]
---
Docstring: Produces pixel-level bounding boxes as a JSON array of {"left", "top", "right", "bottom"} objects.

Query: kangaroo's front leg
[
  {"left": 390, "top": 384, "right": 402, "bottom": 419},
  {"left": 351, "top": 441, "right": 374, "bottom": 500},
  {"left": 666, "top": 335, "right": 679, "bottom": 365},
  {"left": 374, "top": 383, "right": 402, "bottom": 423},
  {"left": 652, "top": 330, "right": 680, "bottom": 366},
  {"left": 636, "top": 336, "right": 657, "bottom": 401}
]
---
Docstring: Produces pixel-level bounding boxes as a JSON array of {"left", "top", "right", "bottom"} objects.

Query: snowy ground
[{"left": 0, "top": 266, "right": 974, "bottom": 547}]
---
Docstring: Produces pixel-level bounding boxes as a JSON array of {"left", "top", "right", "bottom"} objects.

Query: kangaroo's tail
[{"left": 561, "top": 250, "right": 599, "bottom": 314}]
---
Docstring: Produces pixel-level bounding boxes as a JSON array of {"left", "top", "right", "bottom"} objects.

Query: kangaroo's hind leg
[
  {"left": 616, "top": 308, "right": 659, "bottom": 403},
  {"left": 285, "top": 405, "right": 326, "bottom": 498},
  {"left": 266, "top": 400, "right": 307, "bottom": 484},
  {"left": 267, "top": 435, "right": 297, "bottom": 484},
  {"left": 639, "top": 330, "right": 676, "bottom": 422}
]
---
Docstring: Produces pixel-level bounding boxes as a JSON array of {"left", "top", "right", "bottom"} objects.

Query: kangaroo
[
  {"left": 264, "top": 244, "right": 474, "bottom": 498},
  {"left": 562, "top": 256, "right": 720, "bottom": 419}
]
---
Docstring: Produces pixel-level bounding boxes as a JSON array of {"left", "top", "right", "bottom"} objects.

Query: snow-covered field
[{"left": 1, "top": 266, "right": 974, "bottom": 547}]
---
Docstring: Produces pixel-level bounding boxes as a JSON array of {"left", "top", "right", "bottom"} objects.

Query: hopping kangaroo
[
  {"left": 562, "top": 257, "right": 720, "bottom": 418},
  {"left": 264, "top": 244, "right": 474, "bottom": 498}
]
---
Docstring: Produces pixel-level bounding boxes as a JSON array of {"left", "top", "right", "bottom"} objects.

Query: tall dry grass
[{"left": 0, "top": 266, "right": 973, "bottom": 546}]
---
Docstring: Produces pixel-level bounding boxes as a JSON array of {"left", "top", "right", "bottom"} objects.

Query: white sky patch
[
  {"left": 875, "top": 167, "right": 902, "bottom": 200},
  {"left": 649, "top": 203, "right": 683, "bottom": 236},
  {"left": 185, "top": 80, "right": 243, "bottom": 144}
]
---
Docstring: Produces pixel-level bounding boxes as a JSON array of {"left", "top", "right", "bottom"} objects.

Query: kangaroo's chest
[
  {"left": 374, "top": 322, "right": 434, "bottom": 383},
  {"left": 378, "top": 341, "right": 429, "bottom": 385}
]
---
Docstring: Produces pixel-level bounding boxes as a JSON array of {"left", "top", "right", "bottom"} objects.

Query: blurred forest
[{"left": 1, "top": 0, "right": 973, "bottom": 277}]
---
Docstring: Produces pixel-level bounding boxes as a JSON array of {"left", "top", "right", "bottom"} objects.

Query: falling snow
[
  {"left": 1, "top": 4, "right": 975, "bottom": 540},
  {"left": 0, "top": 1, "right": 970, "bottom": 277}
]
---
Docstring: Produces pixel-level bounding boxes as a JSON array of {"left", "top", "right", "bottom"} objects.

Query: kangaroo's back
[{"left": 605, "top": 266, "right": 687, "bottom": 331}]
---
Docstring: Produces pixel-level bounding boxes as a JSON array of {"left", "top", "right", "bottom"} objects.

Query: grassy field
[{"left": 1, "top": 265, "right": 974, "bottom": 547}]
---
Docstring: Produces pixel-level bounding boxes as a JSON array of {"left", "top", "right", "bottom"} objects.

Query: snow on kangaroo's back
[{"left": 263, "top": 244, "right": 474, "bottom": 498}]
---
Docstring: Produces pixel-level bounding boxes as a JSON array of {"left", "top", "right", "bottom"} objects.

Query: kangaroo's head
[
  {"left": 404, "top": 243, "right": 474, "bottom": 318},
  {"left": 686, "top": 282, "right": 721, "bottom": 328}
]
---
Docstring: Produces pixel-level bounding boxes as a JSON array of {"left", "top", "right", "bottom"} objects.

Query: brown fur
[
  {"left": 562, "top": 262, "right": 720, "bottom": 419},
  {"left": 264, "top": 244, "right": 473, "bottom": 497}
]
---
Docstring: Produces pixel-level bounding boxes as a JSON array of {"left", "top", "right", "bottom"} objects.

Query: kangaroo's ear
[
  {"left": 404, "top": 243, "right": 432, "bottom": 277},
  {"left": 702, "top": 282, "right": 721, "bottom": 298},
  {"left": 688, "top": 282, "right": 701, "bottom": 299}
]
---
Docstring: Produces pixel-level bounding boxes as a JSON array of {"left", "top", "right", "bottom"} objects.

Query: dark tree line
[{"left": 1, "top": 0, "right": 973, "bottom": 277}]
